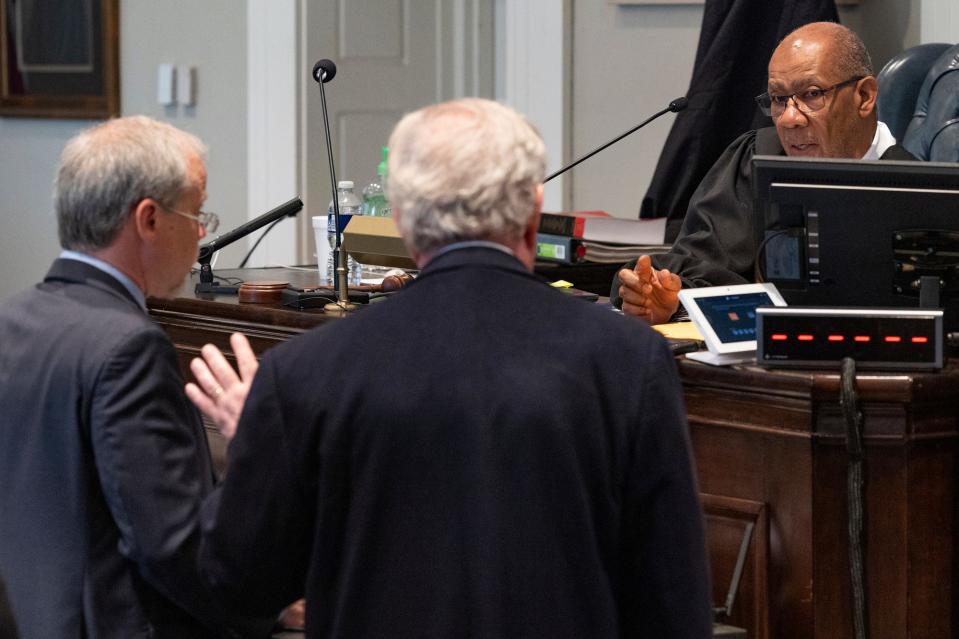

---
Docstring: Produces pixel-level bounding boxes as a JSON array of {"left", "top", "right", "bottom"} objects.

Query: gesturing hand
[
  {"left": 618, "top": 254, "right": 682, "bottom": 325},
  {"left": 184, "top": 332, "right": 258, "bottom": 441}
]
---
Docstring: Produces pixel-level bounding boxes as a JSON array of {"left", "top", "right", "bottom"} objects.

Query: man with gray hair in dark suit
[
  {"left": 0, "top": 116, "right": 277, "bottom": 638},
  {"left": 191, "top": 98, "right": 713, "bottom": 638}
]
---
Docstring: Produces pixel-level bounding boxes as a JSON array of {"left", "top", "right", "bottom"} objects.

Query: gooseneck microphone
[
  {"left": 543, "top": 96, "right": 689, "bottom": 183},
  {"left": 195, "top": 197, "right": 303, "bottom": 295},
  {"left": 311, "top": 58, "right": 356, "bottom": 312},
  {"left": 312, "top": 59, "right": 337, "bottom": 84}
]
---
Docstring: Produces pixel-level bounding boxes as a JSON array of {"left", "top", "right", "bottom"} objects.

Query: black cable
[
  {"left": 238, "top": 217, "right": 285, "bottom": 268},
  {"left": 840, "top": 356, "right": 869, "bottom": 639},
  {"left": 189, "top": 268, "right": 244, "bottom": 286},
  {"left": 753, "top": 229, "right": 790, "bottom": 283}
]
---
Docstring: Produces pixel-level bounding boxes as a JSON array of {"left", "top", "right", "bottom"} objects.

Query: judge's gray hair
[
  {"left": 831, "top": 24, "right": 874, "bottom": 78},
  {"left": 387, "top": 98, "right": 546, "bottom": 257},
  {"left": 56, "top": 115, "right": 207, "bottom": 251}
]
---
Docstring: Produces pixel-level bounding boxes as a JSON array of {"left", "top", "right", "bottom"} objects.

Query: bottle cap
[{"left": 338, "top": 180, "right": 354, "bottom": 189}]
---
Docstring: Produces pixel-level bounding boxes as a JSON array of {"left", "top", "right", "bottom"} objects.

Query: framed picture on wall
[{"left": 0, "top": 0, "right": 119, "bottom": 118}]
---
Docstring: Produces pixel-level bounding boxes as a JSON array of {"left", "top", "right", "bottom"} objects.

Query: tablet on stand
[{"left": 678, "top": 283, "right": 787, "bottom": 366}]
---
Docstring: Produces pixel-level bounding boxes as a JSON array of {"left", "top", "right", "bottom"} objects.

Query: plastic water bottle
[
  {"left": 327, "top": 181, "right": 363, "bottom": 286},
  {"left": 362, "top": 146, "right": 390, "bottom": 217}
]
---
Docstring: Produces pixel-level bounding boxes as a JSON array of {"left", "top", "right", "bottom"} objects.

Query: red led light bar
[{"left": 756, "top": 307, "right": 943, "bottom": 370}]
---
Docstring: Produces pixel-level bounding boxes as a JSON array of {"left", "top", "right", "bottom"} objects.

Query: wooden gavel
[
  {"left": 377, "top": 272, "right": 414, "bottom": 292},
  {"left": 312, "top": 272, "right": 413, "bottom": 293}
]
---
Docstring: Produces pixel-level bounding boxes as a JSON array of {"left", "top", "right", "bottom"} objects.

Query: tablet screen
[
  {"left": 678, "top": 283, "right": 787, "bottom": 355},
  {"left": 695, "top": 292, "right": 774, "bottom": 344}
]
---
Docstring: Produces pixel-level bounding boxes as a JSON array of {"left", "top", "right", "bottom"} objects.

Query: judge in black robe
[
  {"left": 612, "top": 22, "right": 917, "bottom": 322},
  {"left": 611, "top": 126, "right": 916, "bottom": 306},
  {"left": 641, "top": 0, "right": 840, "bottom": 243}
]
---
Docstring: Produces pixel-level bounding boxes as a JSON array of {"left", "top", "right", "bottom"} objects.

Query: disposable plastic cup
[{"left": 312, "top": 216, "right": 330, "bottom": 284}]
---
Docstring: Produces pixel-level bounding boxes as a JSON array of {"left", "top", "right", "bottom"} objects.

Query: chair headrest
[
  {"left": 904, "top": 43, "right": 959, "bottom": 161},
  {"left": 877, "top": 42, "right": 952, "bottom": 141}
]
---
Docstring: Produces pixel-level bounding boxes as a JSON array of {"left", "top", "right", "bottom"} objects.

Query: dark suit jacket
[
  {"left": 0, "top": 259, "right": 270, "bottom": 639},
  {"left": 202, "top": 246, "right": 712, "bottom": 638},
  {"left": 0, "top": 573, "right": 18, "bottom": 639},
  {"left": 613, "top": 127, "right": 918, "bottom": 304}
]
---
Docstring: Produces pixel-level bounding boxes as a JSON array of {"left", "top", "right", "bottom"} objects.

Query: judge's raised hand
[
  {"left": 184, "top": 332, "right": 258, "bottom": 441},
  {"left": 277, "top": 599, "right": 306, "bottom": 631},
  {"left": 618, "top": 254, "right": 682, "bottom": 325}
]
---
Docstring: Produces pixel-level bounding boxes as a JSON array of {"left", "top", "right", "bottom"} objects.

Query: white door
[{"left": 298, "top": 0, "right": 495, "bottom": 261}]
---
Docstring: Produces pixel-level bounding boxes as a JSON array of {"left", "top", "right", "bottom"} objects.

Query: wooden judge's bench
[{"left": 150, "top": 267, "right": 959, "bottom": 639}]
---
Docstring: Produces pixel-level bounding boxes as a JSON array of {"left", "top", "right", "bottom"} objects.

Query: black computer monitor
[{"left": 752, "top": 155, "right": 959, "bottom": 330}]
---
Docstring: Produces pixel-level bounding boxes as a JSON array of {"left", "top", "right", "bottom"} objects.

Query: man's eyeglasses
[
  {"left": 755, "top": 76, "right": 864, "bottom": 118},
  {"left": 158, "top": 203, "right": 219, "bottom": 233}
]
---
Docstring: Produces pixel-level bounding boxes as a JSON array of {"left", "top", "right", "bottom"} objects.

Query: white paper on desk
[{"left": 580, "top": 216, "right": 666, "bottom": 245}]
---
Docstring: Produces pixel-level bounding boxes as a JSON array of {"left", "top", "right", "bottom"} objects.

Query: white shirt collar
[{"left": 862, "top": 121, "right": 897, "bottom": 160}]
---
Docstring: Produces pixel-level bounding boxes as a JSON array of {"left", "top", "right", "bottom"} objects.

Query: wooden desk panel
[
  {"left": 150, "top": 267, "right": 959, "bottom": 639},
  {"left": 680, "top": 358, "right": 959, "bottom": 639}
]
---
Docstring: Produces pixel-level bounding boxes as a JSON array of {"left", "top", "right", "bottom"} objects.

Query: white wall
[
  {"left": 920, "top": 0, "right": 959, "bottom": 44},
  {"left": 0, "top": 119, "right": 87, "bottom": 299},
  {"left": 570, "top": 2, "right": 701, "bottom": 218},
  {"left": 120, "top": 0, "right": 249, "bottom": 268},
  {"left": 496, "top": 0, "right": 568, "bottom": 211},
  {"left": 0, "top": 1, "right": 249, "bottom": 302},
  {"left": 839, "top": 0, "right": 922, "bottom": 69},
  {"left": 246, "top": 0, "right": 298, "bottom": 268}
]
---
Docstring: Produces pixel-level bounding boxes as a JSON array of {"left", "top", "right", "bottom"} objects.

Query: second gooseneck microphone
[
  {"left": 312, "top": 59, "right": 337, "bottom": 84},
  {"left": 544, "top": 96, "right": 689, "bottom": 183},
  {"left": 311, "top": 58, "right": 357, "bottom": 312}
]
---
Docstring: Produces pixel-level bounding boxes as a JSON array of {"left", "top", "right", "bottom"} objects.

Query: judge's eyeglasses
[{"left": 755, "top": 76, "right": 864, "bottom": 118}]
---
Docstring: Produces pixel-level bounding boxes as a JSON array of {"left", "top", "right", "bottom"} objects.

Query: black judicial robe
[{"left": 611, "top": 127, "right": 916, "bottom": 306}]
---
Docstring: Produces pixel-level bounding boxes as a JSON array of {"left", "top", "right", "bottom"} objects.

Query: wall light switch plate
[
  {"left": 157, "top": 63, "right": 176, "bottom": 105},
  {"left": 177, "top": 66, "right": 196, "bottom": 106}
]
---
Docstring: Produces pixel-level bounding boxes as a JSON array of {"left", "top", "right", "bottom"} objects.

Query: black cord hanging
[
  {"left": 238, "top": 217, "right": 285, "bottom": 268},
  {"left": 840, "top": 356, "right": 869, "bottom": 639}
]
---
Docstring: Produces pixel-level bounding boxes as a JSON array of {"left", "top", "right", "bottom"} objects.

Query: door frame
[{"left": 246, "top": 0, "right": 567, "bottom": 265}]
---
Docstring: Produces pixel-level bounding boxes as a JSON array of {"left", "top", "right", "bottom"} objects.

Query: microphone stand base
[
  {"left": 195, "top": 282, "right": 240, "bottom": 295},
  {"left": 323, "top": 300, "right": 358, "bottom": 314}
]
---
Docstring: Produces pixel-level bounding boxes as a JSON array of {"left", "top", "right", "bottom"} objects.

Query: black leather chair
[
  {"left": 901, "top": 43, "right": 959, "bottom": 162},
  {"left": 877, "top": 43, "right": 951, "bottom": 141}
]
